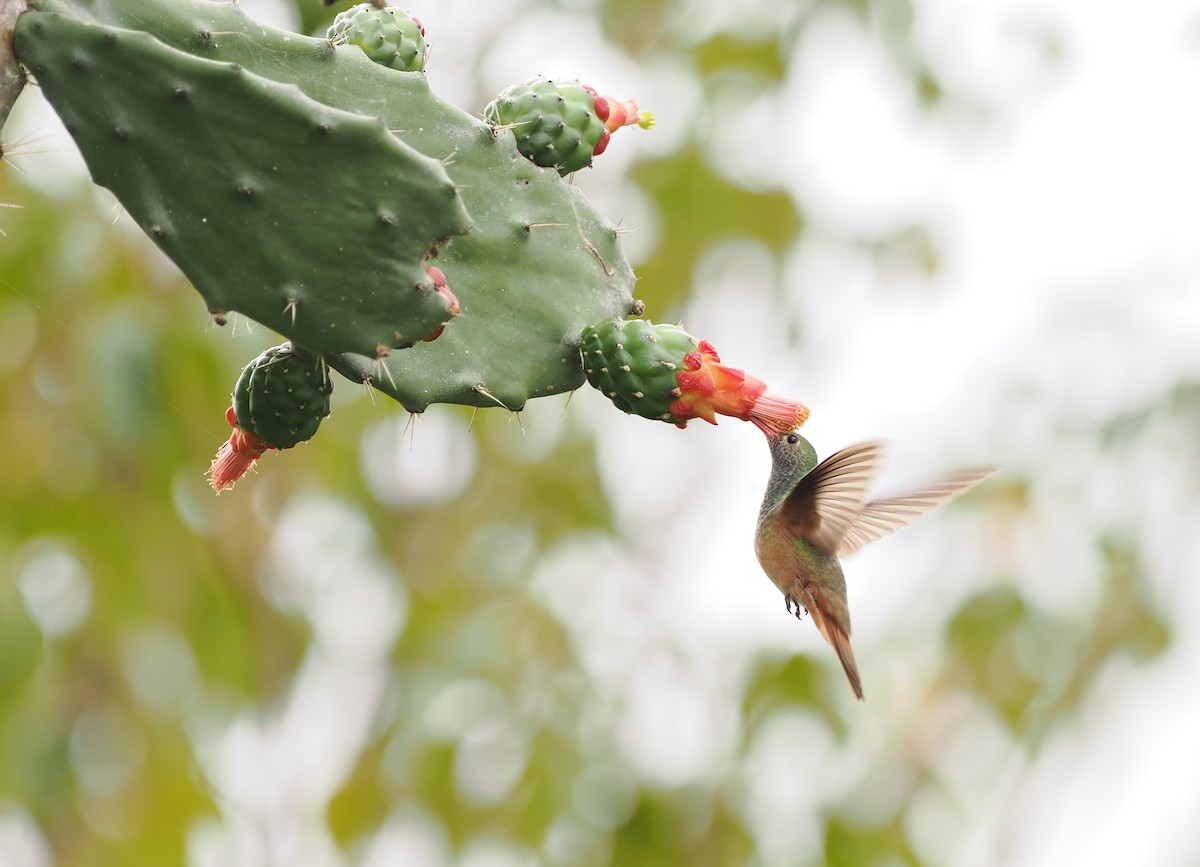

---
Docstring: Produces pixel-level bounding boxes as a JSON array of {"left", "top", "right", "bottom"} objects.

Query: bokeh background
[{"left": 2, "top": 0, "right": 1199, "bottom": 864}]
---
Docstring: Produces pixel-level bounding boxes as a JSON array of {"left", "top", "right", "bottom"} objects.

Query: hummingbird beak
[{"left": 750, "top": 416, "right": 782, "bottom": 438}]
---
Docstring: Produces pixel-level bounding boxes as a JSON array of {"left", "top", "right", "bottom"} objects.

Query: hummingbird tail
[{"left": 802, "top": 583, "right": 864, "bottom": 701}]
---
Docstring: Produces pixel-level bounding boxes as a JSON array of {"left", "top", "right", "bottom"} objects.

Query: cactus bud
[
  {"left": 327, "top": 4, "right": 428, "bottom": 73},
  {"left": 484, "top": 78, "right": 652, "bottom": 175},
  {"left": 207, "top": 343, "right": 333, "bottom": 491},
  {"left": 581, "top": 318, "right": 808, "bottom": 432}
]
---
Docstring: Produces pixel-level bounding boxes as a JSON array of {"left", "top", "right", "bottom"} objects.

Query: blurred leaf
[
  {"left": 630, "top": 148, "right": 803, "bottom": 313},
  {"left": 407, "top": 743, "right": 458, "bottom": 820},
  {"left": 328, "top": 736, "right": 392, "bottom": 848},
  {"left": 0, "top": 577, "right": 41, "bottom": 707},
  {"left": 824, "top": 811, "right": 919, "bottom": 867},
  {"left": 1044, "top": 537, "right": 1169, "bottom": 718},
  {"left": 600, "top": 0, "right": 671, "bottom": 54},
  {"left": 942, "top": 588, "right": 1044, "bottom": 734},
  {"left": 691, "top": 35, "right": 788, "bottom": 82},
  {"left": 508, "top": 727, "right": 585, "bottom": 845},
  {"left": 742, "top": 653, "right": 847, "bottom": 742},
  {"left": 611, "top": 788, "right": 752, "bottom": 867}
]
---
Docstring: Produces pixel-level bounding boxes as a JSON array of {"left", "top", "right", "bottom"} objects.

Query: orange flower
[
  {"left": 208, "top": 407, "right": 272, "bottom": 493},
  {"left": 584, "top": 88, "right": 654, "bottom": 157},
  {"left": 668, "top": 340, "right": 809, "bottom": 433}
]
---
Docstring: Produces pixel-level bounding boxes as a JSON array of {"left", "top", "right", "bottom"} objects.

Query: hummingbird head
[
  {"left": 764, "top": 428, "right": 818, "bottom": 476},
  {"left": 757, "top": 428, "right": 819, "bottom": 518}
]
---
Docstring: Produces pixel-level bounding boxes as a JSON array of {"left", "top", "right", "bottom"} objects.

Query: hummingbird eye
[{"left": 786, "top": 433, "right": 800, "bottom": 445}]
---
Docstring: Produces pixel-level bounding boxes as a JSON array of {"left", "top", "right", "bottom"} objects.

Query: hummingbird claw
[{"left": 784, "top": 594, "right": 806, "bottom": 620}]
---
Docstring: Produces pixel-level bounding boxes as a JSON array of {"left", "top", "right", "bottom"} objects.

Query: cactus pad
[
  {"left": 582, "top": 318, "right": 810, "bottom": 432},
  {"left": 232, "top": 343, "right": 332, "bottom": 449},
  {"left": 328, "top": 4, "right": 427, "bottom": 73},
  {"left": 16, "top": 0, "right": 639, "bottom": 413},
  {"left": 14, "top": 10, "right": 469, "bottom": 359},
  {"left": 484, "top": 78, "right": 609, "bottom": 176}
]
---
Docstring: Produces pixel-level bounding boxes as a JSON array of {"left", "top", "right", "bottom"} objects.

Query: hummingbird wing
[
  {"left": 835, "top": 467, "right": 998, "bottom": 557},
  {"left": 779, "top": 441, "right": 886, "bottom": 556}
]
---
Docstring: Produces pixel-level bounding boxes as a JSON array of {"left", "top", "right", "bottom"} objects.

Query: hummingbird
[{"left": 753, "top": 428, "right": 996, "bottom": 700}]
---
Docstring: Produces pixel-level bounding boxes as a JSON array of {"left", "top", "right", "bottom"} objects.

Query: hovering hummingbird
[{"left": 752, "top": 429, "right": 996, "bottom": 700}]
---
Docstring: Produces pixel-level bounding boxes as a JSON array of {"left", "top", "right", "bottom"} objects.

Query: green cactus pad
[
  {"left": 17, "top": 0, "right": 638, "bottom": 413},
  {"left": 14, "top": 11, "right": 469, "bottom": 360},
  {"left": 328, "top": 4, "right": 427, "bottom": 73},
  {"left": 484, "top": 78, "right": 607, "bottom": 176},
  {"left": 233, "top": 343, "right": 332, "bottom": 448},
  {"left": 581, "top": 318, "right": 699, "bottom": 423}
]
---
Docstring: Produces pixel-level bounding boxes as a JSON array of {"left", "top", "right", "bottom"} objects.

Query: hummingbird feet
[{"left": 784, "top": 594, "right": 809, "bottom": 620}]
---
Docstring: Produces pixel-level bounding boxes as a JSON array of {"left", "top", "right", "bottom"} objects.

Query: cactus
[
  {"left": 7, "top": 0, "right": 806, "bottom": 490},
  {"left": 484, "top": 78, "right": 609, "bottom": 176},
  {"left": 232, "top": 343, "right": 332, "bottom": 449},
  {"left": 15, "top": 10, "right": 467, "bottom": 359},
  {"left": 208, "top": 342, "right": 333, "bottom": 491},
  {"left": 0, "top": 0, "right": 24, "bottom": 134},
  {"left": 484, "top": 77, "right": 654, "bottom": 176},
  {"left": 581, "top": 318, "right": 810, "bottom": 433},
  {"left": 327, "top": 4, "right": 427, "bottom": 73},
  {"left": 13, "top": 0, "right": 638, "bottom": 412}
]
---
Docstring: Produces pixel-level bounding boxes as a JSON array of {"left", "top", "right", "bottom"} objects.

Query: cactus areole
[{"left": 581, "top": 318, "right": 809, "bottom": 432}]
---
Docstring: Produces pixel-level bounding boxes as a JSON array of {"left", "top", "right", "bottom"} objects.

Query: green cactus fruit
[
  {"left": 581, "top": 318, "right": 697, "bottom": 423},
  {"left": 484, "top": 78, "right": 608, "bottom": 176},
  {"left": 582, "top": 318, "right": 811, "bottom": 432},
  {"left": 328, "top": 4, "right": 427, "bottom": 73},
  {"left": 232, "top": 343, "right": 332, "bottom": 449}
]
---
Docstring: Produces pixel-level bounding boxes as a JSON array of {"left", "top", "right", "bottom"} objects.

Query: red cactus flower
[
  {"left": 596, "top": 95, "right": 655, "bottom": 134},
  {"left": 208, "top": 407, "right": 273, "bottom": 492},
  {"left": 583, "top": 86, "right": 653, "bottom": 156},
  {"left": 668, "top": 340, "right": 809, "bottom": 433}
]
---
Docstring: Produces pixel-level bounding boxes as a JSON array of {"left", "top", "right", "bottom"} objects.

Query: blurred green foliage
[{"left": 0, "top": 1, "right": 1176, "bottom": 865}]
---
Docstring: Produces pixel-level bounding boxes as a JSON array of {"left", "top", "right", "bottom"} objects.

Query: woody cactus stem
[
  {"left": 580, "top": 318, "right": 809, "bottom": 433},
  {"left": 0, "top": 0, "right": 27, "bottom": 133}
]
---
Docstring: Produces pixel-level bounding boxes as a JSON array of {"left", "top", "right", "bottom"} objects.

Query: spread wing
[
  {"left": 780, "top": 441, "right": 886, "bottom": 556},
  {"left": 835, "top": 466, "right": 998, "bottom": 557}
]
